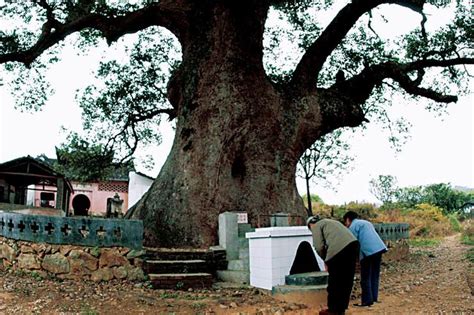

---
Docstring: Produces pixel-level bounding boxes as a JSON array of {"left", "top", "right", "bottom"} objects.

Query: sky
[{"left": 0, "top": 2, "right": 473, "bottom": 205}]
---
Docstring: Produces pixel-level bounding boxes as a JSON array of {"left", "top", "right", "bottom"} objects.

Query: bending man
[
  {"left": 307, "top": 215, "right": 359, "bottom": 315},
  {"left": 343, "top": 211, "right": 387, "bottom": 307}
]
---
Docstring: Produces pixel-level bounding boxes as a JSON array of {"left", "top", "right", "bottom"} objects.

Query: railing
[
  {"left": 0, "top": 211, "right": 143, "bottom": 249},
  {"left": 373, "top": 223, "right": 409, "bottom": 241}
]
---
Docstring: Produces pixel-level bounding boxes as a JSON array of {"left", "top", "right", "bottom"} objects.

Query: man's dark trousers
[
  {"left": 325, "top": 241, "right": 359, "bottom": 314},
  {"left": 360, "top": 251, "right": 383, "bottom": 305}
]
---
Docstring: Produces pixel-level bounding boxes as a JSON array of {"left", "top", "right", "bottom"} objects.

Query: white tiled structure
[{"left": 246, "top": 226, "right": 325, "bottom": 290}]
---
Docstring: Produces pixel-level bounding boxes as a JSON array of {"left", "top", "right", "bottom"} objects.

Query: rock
[
  {"left": 89, "top": 247, "right": 101, "bottom": 258},
  {"left": 42, "top": 253, "right": 70, "bottom": 274},
  {"left": 91, "top": 267, "right": 114, "bottom": 282},
  {"left": 99, "top": 249, "right": 130, "bottom": 268},
  {"left": 119, "top": 248, "right": 131, "bottom": 256},
  {"left": 133, "top": 258, "right": 144, "bottom": 268},
  {"left": 0, "top": 243, "right": 16, "bottom": 261},
  {"left": 230, "top": 302, "right": 238, "bottom": 308},
  {"left": 18, "top": 253, "right": 41, "bottom": 270},
  {"left": 20, "top": 245, "right": 34, "bottom": 254},
  {"left": 219, "top": 304, "right": 228, "bottom": 309},
  {"left": 69, "top": 250, "right": 98, "bottom": 272},
  {"left": 59, "top": 245, "right": 73, "bottom": 256},
  {"left": 51, "top": 245, "right": 61, "bottom": 254},
  {"left": 31, "top": 244, "right": 51, "bottom": 255},
  {"left": 113, "top": 266, "right": 128, "bottom": 279},
  {"left": 126, "top": 249, "right": 145, "bottom": 259},
  {"left": 127, "top": 267, "right": 145, "bottom": 281}
]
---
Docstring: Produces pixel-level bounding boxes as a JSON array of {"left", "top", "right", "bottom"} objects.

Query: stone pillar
[
  {"left": 218, "top": 212, "right": 239, "bottom": 260},
  {"left": 270, "top": 212, "right": 289, "bottom": 227},
  {"left": 56, "top": 178, "right": 64, "bottom": 210}
]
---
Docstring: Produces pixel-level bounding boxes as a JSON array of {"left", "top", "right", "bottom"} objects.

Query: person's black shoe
[{"left": 353, "top": 303, "right": 372, "bottom": 307}]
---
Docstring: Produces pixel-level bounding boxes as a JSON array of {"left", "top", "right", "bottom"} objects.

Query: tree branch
[
  {"left": 0, "top": 1, "right": 189, "bottom": 66},
  {"left": 290, "top": 0, "right": 427, "bottom": 90},
  {"left": 334, "top": 57, "right": 474, "bottom": 104}
]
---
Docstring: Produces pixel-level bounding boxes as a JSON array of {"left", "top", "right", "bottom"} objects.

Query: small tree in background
[
  {"left": 369, "top": 175, "right": 399, "bottom": 205},
  {"left": 393, "top": 185, "right": 424, "bottom": 208},
  {"left": 297, "top": 129, "right": 353, "bottom": 216}
]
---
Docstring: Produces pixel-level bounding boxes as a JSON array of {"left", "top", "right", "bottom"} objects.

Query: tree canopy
[{"left": 1, "top": 0, "right": 472, "bottom": 163}]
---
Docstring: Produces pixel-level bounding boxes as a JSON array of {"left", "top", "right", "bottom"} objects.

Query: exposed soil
[
  {"left": 350, "top": 233, "right": 473, "bottom": 314},
  {"left": 0, "top": 234, "right": 472, "bottom": 314}
]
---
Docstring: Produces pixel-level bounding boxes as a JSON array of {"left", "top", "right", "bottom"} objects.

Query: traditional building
[
  {"left": 0, "top": 156, "right": 154, "bottom": 217},
  {"left": 0, "top": 156, "right": 73, "bottom": 215}
]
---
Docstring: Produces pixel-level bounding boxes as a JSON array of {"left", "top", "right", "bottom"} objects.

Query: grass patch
[
  {"left": 80, "top": 305, "right": 98, "bottom": 315},
  {"left": 159, "top": 292, "right": 180, "bottom": 299},
  {"left": 461, "top": 224, "right": 474, "bottom": 262},
  {"left": 183, "top": 294, "right": 207, "bottom": 300},
  {"left": 467, "top": 248, "right": 474, "bottom": 263},
  {"left": 448, "top": 214, "right": 462, "bottom": 232},
  {"left": 190, "top": 302, "right": 206, "bottom": 310},
  {"left": 461, "top": 234, "right": 474, "bottom": 246},
  {"left": 408, "top": 238, "right": 441, "bottom": 247}
]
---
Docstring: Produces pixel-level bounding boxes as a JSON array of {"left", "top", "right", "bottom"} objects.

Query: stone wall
[
  {"left": 0, "top": 211, "right": 143, "bottom": 249},
  {"left": 0, "top": 236, "right": 146, "bottom": 282}
]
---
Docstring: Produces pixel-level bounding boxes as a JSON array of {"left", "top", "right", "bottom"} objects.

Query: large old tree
[{"left": 1, "top": 0, "right": 472, "bottom": 247}]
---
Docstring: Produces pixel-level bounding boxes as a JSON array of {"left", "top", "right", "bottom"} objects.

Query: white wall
[{"left": 128, "top": 172, "right": 154, "bottom": 209}]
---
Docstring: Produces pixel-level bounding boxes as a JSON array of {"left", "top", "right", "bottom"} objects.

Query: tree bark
[{"left": 129, "top": 2, "right": 310, "bottom": 247}]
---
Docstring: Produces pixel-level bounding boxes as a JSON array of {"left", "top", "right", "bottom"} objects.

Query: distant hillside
[{"left": 454, "top": 186, "right": 474, "bottom": 193}]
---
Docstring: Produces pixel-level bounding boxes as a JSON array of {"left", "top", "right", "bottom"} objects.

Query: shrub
[
  {"left": 375, "top": 205, "right": 452, "bottom": 239},
  {"left": 448, "top": 214, "right": 462, "bottom": 232},
  {"left": 411, "top": 203, "right": 445, "bottom": 221}
]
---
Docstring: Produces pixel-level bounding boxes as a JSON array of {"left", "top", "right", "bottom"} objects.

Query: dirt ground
[{"left": 0, "top": 234, "right": 472, "bottom": 314}]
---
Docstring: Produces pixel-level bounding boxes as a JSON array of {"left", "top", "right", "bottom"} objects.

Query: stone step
[
  {"left": 144, "top": 259, "right": 209, "bottom": 274},
  {"left": 149, "top": 273, "right": 213, "bottom": 290},
  {"left": 272, "top": 284, "right": 327, "bottom": 295},
  {"left": 285, "top": 271, "right": 329, "bottom": 286},
  {"left": 216, "top": 270, "right": 250, "bottom": 284},
  {"left": 144, "top": 248, "right": 210, "bottom": 261},
  {"left": 239, "top": 247, "right": 249, "bottom": 260},
  {"left": 227, "top": 259, "right": 249, "bottom": 271}
]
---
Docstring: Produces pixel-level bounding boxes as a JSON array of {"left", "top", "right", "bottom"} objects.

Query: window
[{"left": 40, "top": 192, "right": 55, "bottom": 208}]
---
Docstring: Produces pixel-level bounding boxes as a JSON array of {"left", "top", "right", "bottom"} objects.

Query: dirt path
[
  {"left": 0, "top": 234, "right": 472, "bottom": 314},
  {"left": 349, "top": 234, "right": 473, "bottom": 314}
]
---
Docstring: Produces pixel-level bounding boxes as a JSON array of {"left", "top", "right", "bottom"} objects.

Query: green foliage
[
  {"left": 54, "top": 132, "right": 133, "bottom": 182},
  {"left": 408, "top": 238, "right": 441, "bottom": 247},
  {"left": 393, "top": 183, "right": 473, "bottom": 214},
  {"left": 73, "top": 27, "right": 181, "bottom": 164},
  {"left": 461, "top": 225, "right": 474, "bottom": 263},
  {"left": 302, "top": 194, "right": 324, "bottom": 205},
  {"left": 314, "top": 202, "right": 377, "bottom": 220},
  {"left": 369, "top": 175, "right": 398, "bottom": 204},
  {"left": 447, "top": 214, "right": 461, "bottom": 232},
  {"left": 411, "top": 203, "right": 445, "bottom": 222},
  {"left": 338, "top": 202, "right": 378, "bottom": 219}
]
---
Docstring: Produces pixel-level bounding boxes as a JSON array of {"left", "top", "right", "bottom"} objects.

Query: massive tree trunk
[
  {"left": 130, "top": 2, "right": 366, "bottom": 247},
  {"left": 131, "top": 2, "right": 306, "bottom": 247}
]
